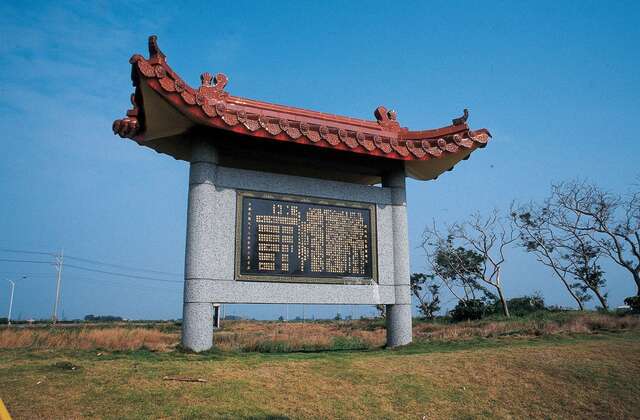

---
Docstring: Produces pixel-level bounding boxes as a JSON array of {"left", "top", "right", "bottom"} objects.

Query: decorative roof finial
[
  {"left": 374, "top": 106, "right": 400, "bottom": 130},
  {"left": 452, "top": 109, "right": 469, "bottom": 126},
  {"left": 199, "top": 72, "right": 228, "bottom": 90},
  {"left": 200, "top": 72, "right": 213, "bottom": 87},
  {"left": 213, "top": 73, "right": 228, "bottom": 90},
  {"left": 113, "top": 91, "right": 141, "bottom": 138},
  {"left": 197, "top": 72, "right": 229, "bottom": 101},
  {"left": 148, "top": 35, "right": 166, "bottom": 63},
  {"left": 387, "top": 109, "right": 397, "bottom": 121}
]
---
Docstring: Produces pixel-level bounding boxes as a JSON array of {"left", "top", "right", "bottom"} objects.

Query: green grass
[{"left": 1, "top": 330, "right": 640, "bottom": 419}]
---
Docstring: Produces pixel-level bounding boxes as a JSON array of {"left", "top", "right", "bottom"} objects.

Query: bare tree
[
  {"left": 422, "top": 222, "right": 490, "bottom": 306},
  {"left": 550, "top": 181, "right": 639, "bottom": 296},
  {"left": 454, "top": 211, "right": 516, "bottom": 317},
  {"left": 511, "top": 202, "right": 603, "bottom": 310},
  {"left": 423, "top": 210, "right": 516, "bottom": 317}
]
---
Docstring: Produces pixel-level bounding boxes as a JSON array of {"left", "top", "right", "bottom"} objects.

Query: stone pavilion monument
[{"left": 113, "top": 36, "right": 491, "bottom": 352}]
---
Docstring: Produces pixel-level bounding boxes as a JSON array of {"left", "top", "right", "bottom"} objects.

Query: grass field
[{"left": 1, "top": 313, "right": 639, "bottom": 419}]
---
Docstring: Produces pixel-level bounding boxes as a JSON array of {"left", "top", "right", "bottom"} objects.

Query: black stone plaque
[{"left": 235, "top": 191, "right": 377, "bottom": 283}]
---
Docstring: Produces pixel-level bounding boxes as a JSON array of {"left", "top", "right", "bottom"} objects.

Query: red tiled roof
[{"left": 113, "top": 36, "right": 490, "bottom": 165}]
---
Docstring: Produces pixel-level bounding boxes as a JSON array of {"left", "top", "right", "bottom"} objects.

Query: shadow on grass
[{"left": 177, "top": 330, "right": 640, "bottom": 363}]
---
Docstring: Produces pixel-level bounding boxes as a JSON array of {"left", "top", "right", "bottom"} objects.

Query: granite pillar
[
  {"left": 182, "top": 139, "right": 218, "bottom": 352},
  {"left": 382, "top": 167, "right": 413, "bottom": 347}
]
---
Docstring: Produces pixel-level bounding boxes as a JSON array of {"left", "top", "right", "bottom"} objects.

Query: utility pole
[
  {"left": 302, "top": 304, "right": 305, "bottom": 323},
  {"left": 7, "top": 280, "right": 15, "bottom": 326},
  {"left": 52, "top": 249, "right": 64, "bottom": 324},
  {"left": 6, "top": 276, "right": 25, "bottom": 326}
]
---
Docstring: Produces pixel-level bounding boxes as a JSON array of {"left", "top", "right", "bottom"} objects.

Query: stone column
[
  {"left": 182, "top": 139, "right": 218, "bottom": 352},
  {"left": 382, "top": 167, "right": 413, "bottom": 347}
]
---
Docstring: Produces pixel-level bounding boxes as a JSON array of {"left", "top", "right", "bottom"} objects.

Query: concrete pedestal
[
  {"left": 182, "top": 139, "right": 218, "bottom": 352},
  {"left": 382, "top": 169, "right": 413, "bottom": 347},
  {"left": 386, "top": 303, "right": 413, "bottom": 346},
  {"left": 182, "top": 302, "right": 213, "bottom": 351}
]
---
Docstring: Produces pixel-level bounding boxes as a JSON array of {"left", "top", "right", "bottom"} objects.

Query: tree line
[{"left": 411, "top": 179, "right": 640, "bottom": 320}]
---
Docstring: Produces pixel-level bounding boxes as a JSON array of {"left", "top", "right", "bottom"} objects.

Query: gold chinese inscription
[{"left": 236, "top": 191, "right": 377, "bottom": 283}]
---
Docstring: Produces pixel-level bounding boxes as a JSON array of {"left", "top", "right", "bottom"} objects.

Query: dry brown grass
[
  {"left": 214, "top": 320, "right": 385, "bottom": 351},
  {"left": 413, "top": 313, "right": 640, "bottom": 341},
  {"left": 0, "top": 327, "right": 177, "bottom": 351},
  {"left": 215, "top": 313, "right": 640, "bottom": 352},
  {"left": 1, "top": 312, "right": 637, "bottom": 353}
]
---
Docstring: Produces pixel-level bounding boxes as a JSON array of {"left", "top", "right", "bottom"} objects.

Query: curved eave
[{"left": 113, "top": 36, "right": 491, "bottom": 181}]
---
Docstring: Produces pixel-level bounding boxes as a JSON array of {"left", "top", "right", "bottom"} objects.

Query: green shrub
[
  {"left": 330, "top": 336, "right": 368, "bottom": 350},
  {"left": 505, "top": 294, "right": 546, "bottom": 316},
  {"left": 254, "top": 340, "right": 290, "bottom": 353},
  {"left": 450, "top": 299, "right": 487, "bottom": 322},
  {"left": 624, "top": 296, "right": 640, "bottom": 314},
  {"left": 84, "top": 314, "right": 123, "bottom": 322},
  {"left": 358, "top": 319, "right": 385, "bottom": 331}
]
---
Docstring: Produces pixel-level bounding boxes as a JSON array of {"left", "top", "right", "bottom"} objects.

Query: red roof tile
[{"left": 113, "top": 36, "right": 490, "bottom": 169}]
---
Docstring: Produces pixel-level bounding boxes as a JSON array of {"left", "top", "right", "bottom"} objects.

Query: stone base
[
  {"left": 182, "top": 302, "right": 213, "bottom": 352},
  {"left": 386, "top": 304, "right": 413, "bottom": 347}
]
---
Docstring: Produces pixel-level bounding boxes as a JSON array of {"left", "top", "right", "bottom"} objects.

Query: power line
[
  {"left": 1, "top": 248, "right": 184, "bottom": 320},
  {"left": 0, "top": 258, "right": 53, "bottom": 265},
  {"left": 63, "top": 254, "right": 181, "bottom": 277},
  {"left": 1, "top": 248, "right": 183, "bottom": 283},
  {"left": 63, "top": 275, "right": 180, "bottom": 293},
  {"left": 64, "top": 263, "right": 183, "bottom": 284},
  {"left": 0, "top": 272, "right": 52, "bottom": 277},
  {"left": 2, "top": 247, "right": 181, "bottom": 278},
  {"left": 0, "top": 248, "right": 56, "bottom": 257}
]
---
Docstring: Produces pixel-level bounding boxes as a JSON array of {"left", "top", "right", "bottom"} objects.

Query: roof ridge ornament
[
  {"left": 113, "top": 92, "right": 141, "bottom": 138},
  {"left": 199, "top": 72, "right": 229, "bottom": 101},
  {"left": 200, "top": 71, "right": 229, "bottom": 90},
  {"left": 451, "top": 108, "right": 469, "bottom": 126},
  {"left": 200, "top": 72, "right": 213, "bottom": 87},
  {"left": 148, "top": 35, "right": 166, "bottom": 63},
  {"left": 374, "top": 106, "right": 401, "bottom": 130}
]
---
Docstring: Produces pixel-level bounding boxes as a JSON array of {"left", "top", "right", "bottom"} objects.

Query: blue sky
[{"left": 1, "top": 0, "right": 639, "bottom": 321}]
